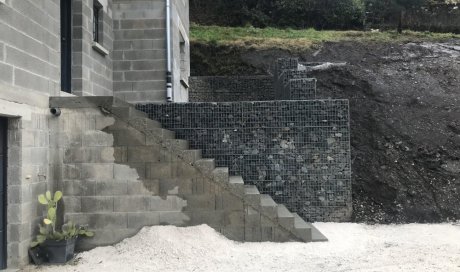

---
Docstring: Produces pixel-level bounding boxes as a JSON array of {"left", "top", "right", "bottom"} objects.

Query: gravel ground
[{"left": 26, "top": 223, "right": 460, "bottom": 272}]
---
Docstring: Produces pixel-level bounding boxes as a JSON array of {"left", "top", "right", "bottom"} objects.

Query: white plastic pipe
[{"left": 166, "top": 0, "right": 173, "bottom": 102}]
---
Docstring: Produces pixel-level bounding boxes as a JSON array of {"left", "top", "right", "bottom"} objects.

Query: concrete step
[
  {"left": 293, "top": 213, "right": 312, "bottom": 242},
  {"left": 277, "top": 204, "right": 295, "bottom": 230},
  {"left": 228, "top": 176, "right": 245, "bottom": 195},
  {"left": 244, "top": 185, "right": 261, "bottom": 206},
  {"left": 127, "top": 116, "right": 162, "bottom": 130},
  {"left": 260, "top": 194, "right": 277, "bottom": 218},
  {"left": 193, "top": 159, "right": 215, "bottom": 173},
  {"left": 162, "top": 139, "right": 189, "bottom": 151},
  {"left": 212, "top": 167, "right": 229, "bottom": 183},
  {"left": 145, "top": 128, "right": 175, "bottom": 140},
  {"left": 175, "top": 149, "right": 202, "bottom": 163}
]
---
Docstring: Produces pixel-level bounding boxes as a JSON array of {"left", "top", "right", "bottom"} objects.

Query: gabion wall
[
  {"left": 137, "top": 100, "right": 352, "bottom": 222},
  {"left": 189, "top": 76, "right": 275, "bottom": 102}
]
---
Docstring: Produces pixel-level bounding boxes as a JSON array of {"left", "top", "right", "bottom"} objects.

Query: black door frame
[
  {"left": 0, "top": 118, "right": 7, "bottom": 269},
  {"left": 61, "top": 0, "right": 72, "bottom": 93}
]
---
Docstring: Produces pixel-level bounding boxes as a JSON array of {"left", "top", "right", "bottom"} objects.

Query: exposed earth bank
[{"left": 191, "top": 39, "right": 460, "bottom": 223}]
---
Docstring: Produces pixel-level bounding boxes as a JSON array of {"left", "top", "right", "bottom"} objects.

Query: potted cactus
[{"left": 29, "top": 191, "right": 94, "bottom": 264}]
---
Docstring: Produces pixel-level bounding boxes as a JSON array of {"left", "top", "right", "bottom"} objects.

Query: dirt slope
[{"left": 191, "top": 39, "right": 460, "bottom": 223}]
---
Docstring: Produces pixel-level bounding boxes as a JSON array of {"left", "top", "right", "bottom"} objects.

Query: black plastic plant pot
[{"left": 41, "top": 238, "right": 76, "bottom": 264}]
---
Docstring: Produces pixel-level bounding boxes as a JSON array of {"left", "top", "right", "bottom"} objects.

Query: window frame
[{"left": 93, "top": 1, "right": 103, "bottom": 44}]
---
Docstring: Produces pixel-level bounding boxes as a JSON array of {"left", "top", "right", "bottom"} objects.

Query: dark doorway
[
  {"left": 0, "top": 118, "right": 7, "bottom": 269},
  {"left": 61, "top": 0, "right": 72, "bottom": 93}
]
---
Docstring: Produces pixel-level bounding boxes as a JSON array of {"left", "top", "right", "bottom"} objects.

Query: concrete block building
[
  {"left": 0, "top": 0, "right": 190, "bottom": 267},
  {"left": 0, "top": 0, "right": 329, "bottom": 269}
]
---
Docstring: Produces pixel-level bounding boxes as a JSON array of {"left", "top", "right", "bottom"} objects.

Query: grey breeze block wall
[
  {"left": 112, "top": 0, "right": 167, "bottom": 103},
  {"left": 72, "top": 0, "right": 114, "bottom": 96},
  {"left": 0, "top": 0, "right": 64, "bottom": 267},
  {"left": 0, "top": 0, "right": 61, "bottom": 95},
  {"left": 137, "top": 100, "right": 352, "bottom": 222},
  {"left": 189, "top": 76, "right": 275, "bottom": 102},
  {"left": 112, "top": 0, "right": 190, "bottom": 103}
]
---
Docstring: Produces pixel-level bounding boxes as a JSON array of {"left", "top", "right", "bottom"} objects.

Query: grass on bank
[{"left": 191, "top": 24, "right": 460, "bottom": 50}]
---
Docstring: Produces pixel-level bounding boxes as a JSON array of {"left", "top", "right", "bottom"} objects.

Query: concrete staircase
[{"left": 50, "top": 97, "right": 327, "bottom": 249}]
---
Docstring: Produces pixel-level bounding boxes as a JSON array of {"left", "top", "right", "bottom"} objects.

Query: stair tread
[
  {"left": 277, "top": 204, "right": 294, "bottom": 218},
  {"left": 293, "top": 213, "right": 310, "bottom": 229},
  {"left": 244, "top": 185, "right": 260, "bottom": 195},
  {"left": 229, "top": 176, "right": 244, "bottom": 185},
  {"left": 260, "top": 195, "right": 277, "bottom": 207}
]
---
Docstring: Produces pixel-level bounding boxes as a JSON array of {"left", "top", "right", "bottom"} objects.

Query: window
[{"left": 93, "top": 1, "right": 102, "bottom": 43}]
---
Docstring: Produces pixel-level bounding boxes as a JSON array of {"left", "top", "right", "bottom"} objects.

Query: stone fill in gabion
[
  {"left": 189, "top": 76, "right": 275, "bottom": 102},
  {"left": 289, "top": 78, "right": 317, "bottom": 100},
  {"left": 137, "top": 100, "right": 352, "bottom": 222}
]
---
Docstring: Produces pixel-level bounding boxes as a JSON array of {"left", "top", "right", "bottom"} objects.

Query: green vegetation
[
  {"left": 190, "top": 0, "right": 459, "bottom": 32},
  {"left": 191, "top": 24, "right": 460, "bottom": 50}
]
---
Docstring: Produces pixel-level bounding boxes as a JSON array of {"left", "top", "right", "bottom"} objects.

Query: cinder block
[
  {"left": 150, "top": 196, "right": 187, "bottom": 211},
  {"left": 224, "top": 211, "right": 245, "bottom": 227},
  {"left": 261, "top": 227, "right": 274, "bottom": 242},
  {"left": 75, "top": 228, "right": 140, "bottom": 251},
  {"left": 172, "top": 162, "right": 199, "bottom": 178},
  {"left": 159, "top": 178, "right": 192, "bottom": 196},
  {"left": 114, "top": 196, "right": 151, "bottom": 212},
  {"left": 113, "top": 129, "right": 146, "bottom": 146},
  {"left": 128, "top": 180, "right": 159, "bottom": 195},
  {"left": 81, "top": 196, "right": 114, "bottom": 213},
  {"left": 245, "top": 227, "right": 262, "bottom": 242},
  {"left": 95, "top": 181, "right": 128, "bottom": 196},
  {"left": 220, "top": 226, "right": 245, "bottom": 242},
  {"left": 82, "top": 131, "right": 114, "bottom": 146},
  {"left": 62, "top": 179, "right": 95, "bottom": 196},
  {"left": 114, "top": 164, "right": 140, "bottom": 180},
  {"left": 159, "top": 211, "right": 189, "bottom": 226},
  {"left": 63, "top": 196, "right": 82, "bottom": 213},
  {"left": 113, "top": 146, "right": 128, "bottom": 163},
  {"left": 63, "top": 164, "right": 81, "bottom": 179},
  {"left": 220, "top": 192, "right": 244, "bottom": 212},
  {"left": 127, "top": 146, "right": 163, "bottom": 162},
  {"left": 273, "top": 228, "right": 293, "bottom": 242},
  {"left": 81, "top": 163, "right": 114, "bottom": 179},
  {"left": 146, "top": 163, "right": 172, "bottom": 179},
  {"left": 64, "top": 147, "right": 115, "bottom": 163},
  {"left": 127, "top": 212, "right": 160, "bottom": 229},
  {"left": 190, "top": 211, "right": 224, "bottom": 226},
  {"left": 212, "top": 167, "right": 230, "bottom": 184},
  {"left": 244, "top": 206, "right": 261, "bottom": 228},
  {"left": 66, "top": 213, "right": 128, "bottom": 229},
  {"left": 184, "top": 195, "right": 215, "bottom": 211}
]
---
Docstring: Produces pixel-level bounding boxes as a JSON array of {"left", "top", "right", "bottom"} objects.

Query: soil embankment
[{"left": 191, "top": 40, "right": 460, "bottom": 223}]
